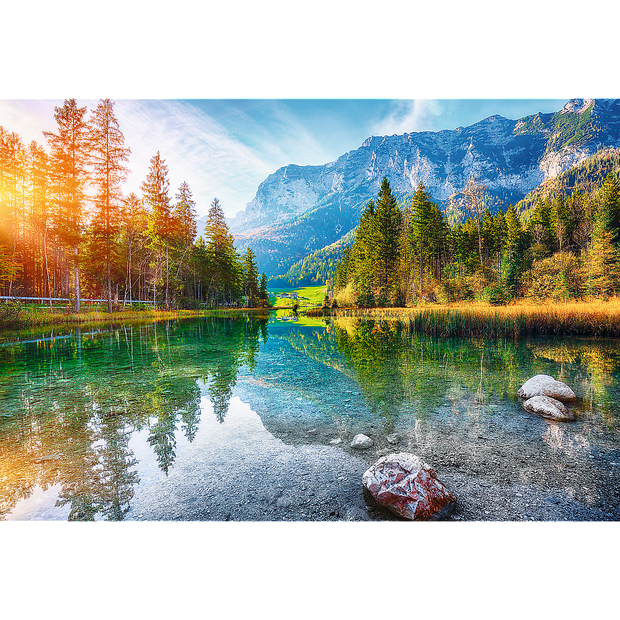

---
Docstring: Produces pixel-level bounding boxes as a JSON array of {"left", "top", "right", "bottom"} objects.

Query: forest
[
  {"left": 0, "top": 99, "right": 269, "bottom": 313},
  {"left": 333, "top": 150, "right": 620, "bottom": 307}
]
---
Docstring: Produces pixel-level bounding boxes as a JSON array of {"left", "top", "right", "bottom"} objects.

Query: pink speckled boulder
[{"left": 362, "top": 453, "right": 456, "bottom": 520}]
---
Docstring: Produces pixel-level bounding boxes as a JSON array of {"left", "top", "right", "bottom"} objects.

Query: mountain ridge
[{"left": 229, "top": 99, "right": 620, "bottom": 278}]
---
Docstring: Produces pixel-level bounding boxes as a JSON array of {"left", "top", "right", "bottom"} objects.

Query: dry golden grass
[
  {"left": 329, "top": 297, "right": 620, "bottom": 338},
  {"left": 11, "top": 306, "right": 208, "bottom": 329}
]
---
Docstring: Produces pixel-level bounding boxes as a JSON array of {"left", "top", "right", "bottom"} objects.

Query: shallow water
[{"left": 1, "top": 315, "right": 619, "bottom": 521}]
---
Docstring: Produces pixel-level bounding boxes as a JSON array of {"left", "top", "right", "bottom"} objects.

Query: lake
[{"left": 1, "top": 313, "right": 619, "bottom": 521}]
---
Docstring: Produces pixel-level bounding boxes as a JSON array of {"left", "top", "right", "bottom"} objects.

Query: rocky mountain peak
[{"left": 230, "top": 99, "right": 620, "bottom": 277}]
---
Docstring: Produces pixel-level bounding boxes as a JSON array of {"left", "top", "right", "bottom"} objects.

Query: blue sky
[{"left": 0, "top": 98, "right": 568, "bottom": 220}]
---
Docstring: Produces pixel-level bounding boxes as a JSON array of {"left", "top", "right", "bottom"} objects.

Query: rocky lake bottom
[{"left": 2, "top": 317, "right": 620, "bottom": 522}]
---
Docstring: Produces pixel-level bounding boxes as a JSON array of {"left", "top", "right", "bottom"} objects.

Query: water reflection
[
  {"left": 1, "top": 314, "right": 620, "bottom": 520},
  {"left": 0, "top": 317, "right": 269, "bottom": 519}
]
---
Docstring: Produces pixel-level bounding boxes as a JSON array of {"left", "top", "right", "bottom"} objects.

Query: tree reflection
[{"left": 0, "top": 315, "right": 270, "bottom": 519}]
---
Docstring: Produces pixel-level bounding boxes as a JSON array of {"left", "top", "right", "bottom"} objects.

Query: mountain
[{"left": 229, "top": 99, "right": 620, "bottom": 279}]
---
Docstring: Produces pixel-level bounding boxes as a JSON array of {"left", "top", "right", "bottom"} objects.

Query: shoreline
[{"left": 314, "top": 298, "right": 620, "bottom": 338}]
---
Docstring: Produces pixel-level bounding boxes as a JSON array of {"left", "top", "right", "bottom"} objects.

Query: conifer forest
[
  {"left": 333, "top": 152, "right": 620, "bottom": 308},
  {"left": 0, "top": 99, "right": 268, "bottom": 313}
]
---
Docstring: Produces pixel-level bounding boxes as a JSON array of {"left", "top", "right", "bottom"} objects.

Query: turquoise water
[{"left": 1, "top": 315, "right": 619, "bottom": 520}]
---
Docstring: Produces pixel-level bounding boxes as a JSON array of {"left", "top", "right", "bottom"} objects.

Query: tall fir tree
[
  {"left": 352, "top": 200, "right": 377, "bottom": 306},
  {"left": 502, "top": 204, "right": 526, "bottom": 295},
  {"left": 89, "top": 99, "right": 131, "bottom": 311},
  {"left": 461, "top": 176, "right": 487, "bottom": 267},
  {"left": 141, "top": 151, "right": 174, "bottom": 309},
  {"left": 584, "top": 210, "right": 620, "bottom": 298},
  {"left": 43, "top": 99, "right": 91, "bottom": 312},
  {"left": 259, "top": 272, "right": 268, "bottom": 306},
  {"left": 204, "top": 198, "right": 240, "bottom": 306},
  {"left": 373, "top": 177, "right": 402, "bottom": 304},
  {"left": 409, "top": 183, "right": 436, "bottom": 296},
  {"left": 172, "top": 181, "right": 197, "bottom": 300},
  {"left": 242, "top": 247, "right": 259, "bottom": 307},
  {"left": 597, "top": 173, "right": 620, "bottom": 245}
]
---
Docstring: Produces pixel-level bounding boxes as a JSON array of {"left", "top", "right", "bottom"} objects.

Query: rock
[
  {"left": 522, "top": 395, "right": 576, "bottom": 421},
  {"left": 351, "top": 434, "right": 373, "bottom": 449},
  {"left": 386, "top": 434, "right": 398, "bottom": 444},
  {"left": 517, "top": 374, "right": 576, "bottom": 402},
  {"left": 307, "top": 429, "right": 318, "bottom": 435},
  {"left": 329, "top": 438, "right": 342, "bottom": 445},
  {"left": 362, "top": 453, "right": 456, "bottom": 520}
]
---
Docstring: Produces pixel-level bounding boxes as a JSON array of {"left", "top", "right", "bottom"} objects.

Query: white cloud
[
  {"left": 371, "top": 100, "right": 443, "bottom": 137},
  {"left": 114, "top": 100, "right": 276, "bottom": 218}
]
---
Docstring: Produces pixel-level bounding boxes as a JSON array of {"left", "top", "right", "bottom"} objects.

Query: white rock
[
  {"left": 351, "top": 434, "right": 373, "bottom": 449},
  {"left": 329, "top": 438, "right": 342, "bottom": 445},
  {"left": 386, "top": 434, "right": 398, "bottom": 444},
  {"left": 522, "top": 395, "right": 576, "bottom": 421},
  {"left": 517, "top": 374, "right": 576, "bottom": 402}
]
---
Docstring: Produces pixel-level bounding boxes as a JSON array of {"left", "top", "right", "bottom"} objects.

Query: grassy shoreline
[
  {"left": 0, "top": 305, "right": 274, "bottom": 332},
  {"left": 4, "top": 297, "right": 620, "bottom": 339},
  {"left": 314, "top": 298, "right": 620, "bottom": 338}
]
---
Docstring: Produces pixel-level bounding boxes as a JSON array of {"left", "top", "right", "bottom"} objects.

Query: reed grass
[
  {"left": 3, "top": 305, "right": 207, "bottom": 329},
  {"left": 328, "top": 298, "right": 620, "bottom": 338}
]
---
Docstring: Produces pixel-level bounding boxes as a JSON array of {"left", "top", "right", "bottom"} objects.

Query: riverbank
[{"left": 312, "top": 298, "right": 620, "bottom": 338}]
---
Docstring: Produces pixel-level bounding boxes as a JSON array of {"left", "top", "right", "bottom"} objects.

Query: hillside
[{"left": 230, "top": 99, "right": 620, "bottom": 281}]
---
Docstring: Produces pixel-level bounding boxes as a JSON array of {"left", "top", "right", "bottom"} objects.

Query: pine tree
[
  {"left": 461, "top": 176, "right": 487, "bottom": 267},
  {"left": 119, "top": 193, "right": 150, "bottom": 304},
  {"left": 26, "top": 140, "right": 53, "bottom": 303},
  {"left": 43, "top": 99, "right": 91, "bottom": 312},
  {"left": 204, "top": 198, "right": 240, "bottom": 306},
  {"left": 172, "top": 182, "right": 197, "bottom": 301},
  {"left": 0, "top": 128, "right": 25, "bottom": 295},
  {"left": 373, "top": 177, "right": 401, "bottom": 304},
  {"left": 598, "top": 173, "right": 620, "bottom": 245},
  {"left": 259, "top": 272, "right": 269, "bottom": 307},
  {"left": 351, "top": 200, "right": 377, "bottom": 307},
  {"left": 409, "top": 183, "right": 436, "bottom": 297},
  {"left": 89, "top": 99, "right": 131, "bottom": 312},
  {"left": 502, "top": 205, "right": 525, "bottom": 295},
  {"left": 242, "top": 247, "right": 259, "bottom": 307},
  {"left": 141, "top": 151, "right": 174, "bottom": 309},
  {"left": 584, "top": 214, "right": 620, "bottom": 298}
]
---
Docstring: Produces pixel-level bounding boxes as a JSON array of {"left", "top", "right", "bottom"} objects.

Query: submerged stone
[
  {"left": 362, "top": 453, "right": 456, "bottom": 520},
  {"left": 522, "top": 395, "right": 576, "bottom": 421},
  {"left": 351, "top": 434, "right": 373, "bottom": 449}
]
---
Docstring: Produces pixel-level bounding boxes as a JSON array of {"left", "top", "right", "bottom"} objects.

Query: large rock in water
[
  {"left": 522, "top": 395, "right": 576, "bottom": 421},
  {"left": 517, "top": 374, "right": 576, "bottom": 402},
  {"left": 362, "top": 453, "right": 456, "bottom": 521}
]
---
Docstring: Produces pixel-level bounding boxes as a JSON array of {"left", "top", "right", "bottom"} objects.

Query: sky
[{"left": 0, "top": 98, "right": 568, "bottom": 221}]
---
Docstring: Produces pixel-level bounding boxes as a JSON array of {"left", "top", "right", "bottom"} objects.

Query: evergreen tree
[
  {"left": 334, "top": 245, "right": 353, "bottom": 293},
  {"left": 410, "top": 184, "right": 433, "bottom": 296},
  {"left": 527, "top": 198, "right": 555, "bottom": 257},
  {"left": 597, "top": 173, "right": 620, "bottom": 245},
  {"left": 351, "top": 200, "right": 377, "bottom": 307},
  {"left": 259, "top": 272, "right": 269, "bottom": 306},
  {"left": 583, "top": 212, "right": 620, "bottom": 298},
  {"left": 502, "top": 205, "right": 526, "bottom": 295},
  {"left": 26, "top": 140, "right": 53, "bottom": 303},
  {"left": 172, "top": 181, "right": 197, "bottom": 301},
  {"left": 204, "top": 198, "right": 241, "bottom": 306},
  {"left": 43, "top": 99, "right": 90, "bottom": 312},
  {"left": 242, "top": 247, "right": 259, "bottom": 307},
  {"left": 461, "top": 176, "right": 487, "bottom": 267},
  {"left": 173, "top": 181, "right": 197, "bottom": 245},
  {"left": 89, "top": 99, "right": 131, "bottom": 312},
  {"left": 373, "top": 177, "right": 401, "bottom": 304},
  {"left": 141, "top": 151, "right": 174, "bottom": 309}
]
